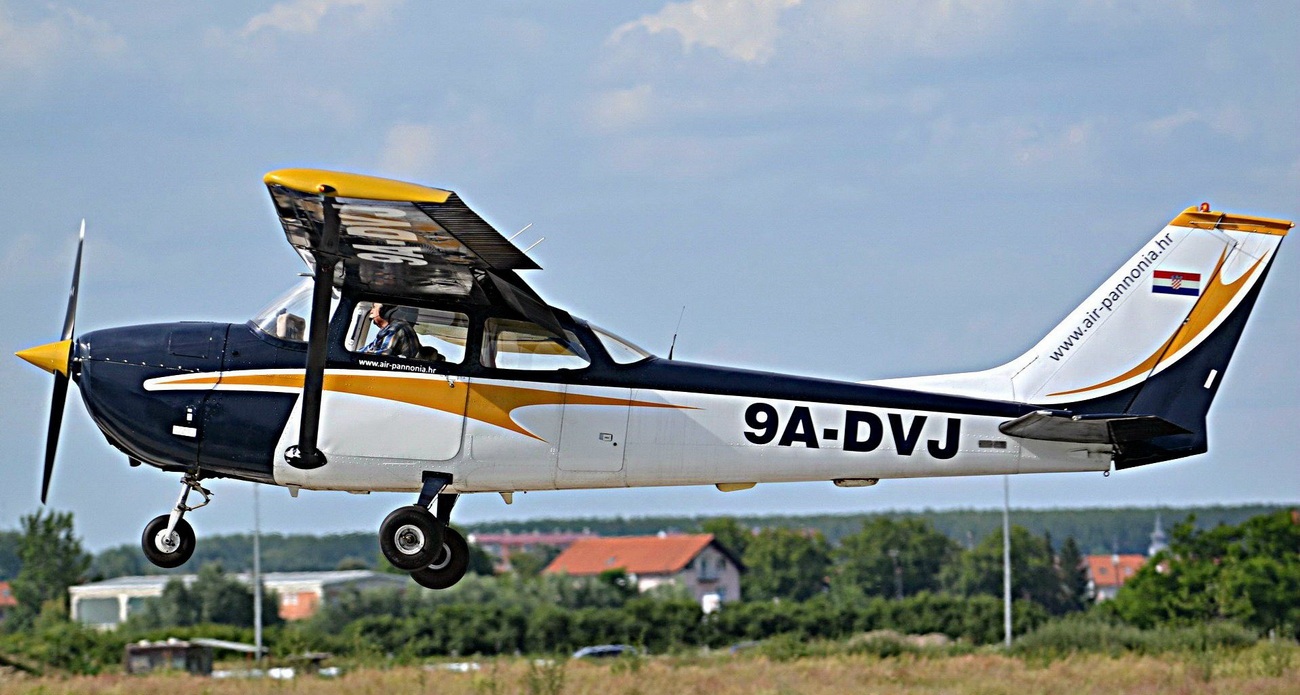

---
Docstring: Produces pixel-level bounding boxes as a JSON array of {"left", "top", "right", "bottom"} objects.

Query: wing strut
[{"left": 286, "top": 187, "right": 341, "bottom": 470}]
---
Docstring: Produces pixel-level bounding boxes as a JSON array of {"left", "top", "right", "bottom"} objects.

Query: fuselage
[{"left": 71, "top": 287, "right": 1110, "bottom": 497}]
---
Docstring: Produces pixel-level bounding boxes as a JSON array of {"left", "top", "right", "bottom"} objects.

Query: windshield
[
  {"left": 250, "top": 278, "right": 338, "bottom": 342},
  {"left": 589, "top": 324, "right": 653, "bottom": 364}
]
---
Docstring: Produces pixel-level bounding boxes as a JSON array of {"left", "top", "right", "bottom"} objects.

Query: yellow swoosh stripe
[
  {"left": 152, "top": 372, "right": 690, "bottom": 441},
  {"left": 1048, "top": 250, "right": 1264, "bottom": 398}
]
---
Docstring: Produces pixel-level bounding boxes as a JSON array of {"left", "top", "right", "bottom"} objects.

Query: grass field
[{"left": 2, "top": 644, "right": 1296, "bottom": 695}]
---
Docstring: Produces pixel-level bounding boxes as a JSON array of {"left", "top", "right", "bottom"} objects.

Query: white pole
[
  {"left": 1002, "top": 475, "right": 1012, "bottom": 648},
  {"left": 253, "top": 483, "right": 263, "bottom": 664}
]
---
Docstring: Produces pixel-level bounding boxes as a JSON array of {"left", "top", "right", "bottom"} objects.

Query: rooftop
[
  {"left": 543, "top": 534, "right": 726, "bottom": 577},
  {"left": 1085, "top": 554, "right": 1147, "bottom": 588}
]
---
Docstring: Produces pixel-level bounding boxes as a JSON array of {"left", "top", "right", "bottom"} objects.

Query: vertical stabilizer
[{"left": 870, "top": 206, "right": 1290, "bottom": 465}]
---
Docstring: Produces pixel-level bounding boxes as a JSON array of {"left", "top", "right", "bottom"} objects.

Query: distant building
[
  {"left": 468, "top": 530, "right": 598, "bottom": 572},
  {"left": 0, "top": 581, "right": 16, "bottom": 621},
  {"left": 1084, "top": 554, "right": 1145, "bottom": 602},
  {"left": 543, "top": 533, "right": 743, "bottom": 609},
  {"left": 69, "top": 570, "right": 407, "bottom": 628},
  {"left": 1148, "top": 514, "right": 1169, "bottom": 556}
]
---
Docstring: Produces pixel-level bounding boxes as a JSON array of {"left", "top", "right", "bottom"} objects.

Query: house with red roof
[
  {"left": 0, "top": 581, "right": 16, "bottom": 621},
  {"left": 1085, "top": 554, "right": 1146, "bottom": 601},
  {"left": 543, "top": 533, "right": 743, "bottom": 609}
]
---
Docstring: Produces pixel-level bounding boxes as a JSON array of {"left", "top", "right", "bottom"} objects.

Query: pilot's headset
[
  {"left": 379, "top": 304, "right": 405, "bottom": 323},
  {"left": 389, "top": 306, "right": 419, "bottom": 324}
]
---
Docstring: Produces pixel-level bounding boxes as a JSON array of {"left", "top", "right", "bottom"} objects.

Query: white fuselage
[{"left": 224, "top": 370, "right": 1112, "bottom": 495}]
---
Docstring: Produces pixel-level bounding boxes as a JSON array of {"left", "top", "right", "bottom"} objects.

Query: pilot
[{"left": 359, "top": 303, "right": 420, "bottom": 358}]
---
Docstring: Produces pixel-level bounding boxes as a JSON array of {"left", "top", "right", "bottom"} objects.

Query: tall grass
[{"left": 1012, "top": 613, "right": 1257, "bottom": 658}]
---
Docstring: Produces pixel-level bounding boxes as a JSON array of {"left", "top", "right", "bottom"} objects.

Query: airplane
[{"left": 15, "top": 169, "right": 1291, "bottom": 590}]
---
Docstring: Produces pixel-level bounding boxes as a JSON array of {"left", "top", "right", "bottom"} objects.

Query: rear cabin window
[
  {"left": 481, "top": 318, "right": 590, "bottom": 371},
  {"left": 347, "top": 301, "right": 469, "bottom": 364}
]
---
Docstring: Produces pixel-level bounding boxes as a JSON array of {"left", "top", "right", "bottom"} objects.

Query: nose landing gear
[
  {"left": 141, "top": 473, "right": 211, "bottom": 568},
  {"left": 378, "top": 473, "right": 470, "bottom": 590}
]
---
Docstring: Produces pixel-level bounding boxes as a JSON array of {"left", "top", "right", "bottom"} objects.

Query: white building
[{"left": 69, "top": 570, "right": 407, "bottom": 628}]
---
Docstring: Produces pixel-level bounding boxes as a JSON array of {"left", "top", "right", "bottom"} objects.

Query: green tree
[
  {"left": 7, "top": 510, "right": 90, "bottom": 627},
  {"left": 1056, "top": 536, "right": 1090, "bottom": 611},
  {"left": 701, "top": 516, "right": 751, "bottom": 558},
  {"left": 1109, "top": 510, "right": 1300, "bottom": 637},
  {"left": 831, "top": 517, "right": 958, "bottom": 598},
  {"left": 133, "top": 563, "right": 280, "bottom": 628},
  {"left": 466, "top": 540, "right": 497, "bottom": 576},
  {"left": 743, "top": 527, "right": 830, "bottom": 601},
  {"left": 941, "top": 525, "right": 1067, "bottom": 613},
  {"left": 509, "top": 546, "right": 561, "bottom": 577}
]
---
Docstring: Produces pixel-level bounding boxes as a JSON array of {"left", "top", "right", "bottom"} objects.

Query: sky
[{"left": 1, "top": 1, "right": 1297, "bottom": 550}]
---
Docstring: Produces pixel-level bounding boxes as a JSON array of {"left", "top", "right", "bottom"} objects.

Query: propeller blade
[
  {"left": 41, "top": 373, "right": 69, "bottom": 504},
  {"left": 60, "top": 220, "right": 85, "bottom": 341},
  {"left": 40, "top": 220, "right": 83, "bottom": 503}
]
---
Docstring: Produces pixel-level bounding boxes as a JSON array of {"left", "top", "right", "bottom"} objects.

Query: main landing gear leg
[
  {"left": 141, "top": 473, "right": 211, "bottom": 568},
  {"left": 378, "top": 473, "right": 470, "bottom": 589}
]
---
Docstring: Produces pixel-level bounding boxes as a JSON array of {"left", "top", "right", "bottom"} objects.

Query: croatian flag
[{"left": 1153, "top": 270, "right": 1201, "bottom": 296}]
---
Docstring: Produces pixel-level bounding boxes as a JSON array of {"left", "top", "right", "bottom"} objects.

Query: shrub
[{"left": 1013, "top": 613, "right": 1257, "bottom": 658}]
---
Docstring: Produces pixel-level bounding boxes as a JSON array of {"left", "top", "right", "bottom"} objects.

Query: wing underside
[{"left": 264, "top": 168, "right": 567, "bottom": 336}]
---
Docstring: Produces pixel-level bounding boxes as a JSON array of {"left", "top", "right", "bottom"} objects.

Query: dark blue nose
[{"left": 76, "top": 323, "right": 228, "bottom": 470}]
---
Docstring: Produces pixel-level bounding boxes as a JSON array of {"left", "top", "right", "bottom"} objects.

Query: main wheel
[
  {"left": 379, "top": 505, "right": 443, "bottom": 571},
  {"left": 141, "top": 514, "right": 196, "bottom": 569},
  {"left": 411, "top": 526, "right": 470, "bottom": 590}
]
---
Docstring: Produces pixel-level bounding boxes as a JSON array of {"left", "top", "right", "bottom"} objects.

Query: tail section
[{"left": 871, "top": 206, "right": 1291, "bottom": 466}]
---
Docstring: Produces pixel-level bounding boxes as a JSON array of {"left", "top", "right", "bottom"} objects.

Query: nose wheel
[
  {"left": 142, "top": 515, "right": 196, "bottom": 568},
  {"left": 378, "top": 473, "right": 470, "bottom": 589},
  {"left": 140, "top": 473, "right": 210, "bottom": 569}
]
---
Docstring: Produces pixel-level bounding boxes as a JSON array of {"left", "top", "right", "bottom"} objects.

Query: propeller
[{"left": 15, "top": 220, "right": 84, "bottom": 503}]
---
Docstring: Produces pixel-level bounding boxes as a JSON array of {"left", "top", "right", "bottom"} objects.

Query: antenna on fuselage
[{"left": 668, "top": 305, "right": 686, "bottom": 360}]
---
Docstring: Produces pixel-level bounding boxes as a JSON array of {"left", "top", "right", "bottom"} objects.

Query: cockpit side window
[
  {"left": 251, "top": 279, "right": 338, "bottom": 343},
  {"left": 481, "top": 318, "right": 590, "bottom": 371},
  {"left": 348, "top": 301, "right": 469, "bottom": 364}
]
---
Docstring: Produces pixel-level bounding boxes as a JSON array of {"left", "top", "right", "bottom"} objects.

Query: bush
[
  {"left": 1013, "top": 613, "right": 1257, "bottom": 658},
  {"left": 0, "top": 614, "right": 125, "bottom": 675}
]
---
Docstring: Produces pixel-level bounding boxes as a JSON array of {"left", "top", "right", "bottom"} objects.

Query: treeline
[
  {"left": 465, "top": 504, "right": 1283, "bottom": 554},
  {"left": 88, "top": 531, "right": 380, "bottom": 579},
  {"left": 707, "top": 518, "right": 1089, "bottom": 615},
  {"left": 61, "top": 504, "right": 1285, "bottom": 580},
  {"left": 1, "top": 510, "right": 1296, "bottom": 674}
]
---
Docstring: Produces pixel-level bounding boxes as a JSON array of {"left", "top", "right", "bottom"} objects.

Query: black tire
[
  {"left": 379, "top": 505, "right": 443, "bottom": 571},
  {"left": 141, "top": 514, "right": 196, "bottom": 569},
  {"left": 411, "top": 526, "right": 470, "bottom": 590}
]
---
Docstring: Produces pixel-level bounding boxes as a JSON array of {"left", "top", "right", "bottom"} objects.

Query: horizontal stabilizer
[{"left": 999, "top": 411, "right": 1191, "bottom": 445}]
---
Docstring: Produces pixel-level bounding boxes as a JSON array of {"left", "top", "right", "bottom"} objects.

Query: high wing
[{"left": 263, "top": 168, "right": 565, "bottom": 336}]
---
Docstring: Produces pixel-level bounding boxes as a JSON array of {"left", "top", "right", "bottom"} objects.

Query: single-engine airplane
[{"left": 16, "top": 169, "right": 1292, "bottom": 589}]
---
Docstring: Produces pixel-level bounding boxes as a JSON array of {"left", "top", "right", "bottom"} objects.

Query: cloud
[
  {"left": 377, "top": 123, "right": 439, "bottom": 179},
  {"left": 241, "top": 0, "right": 399, "bottom": 37},
  {"left": 0, "top": 5, "right": 124, "bottom": 80},
  {"left": 611, "top": 0, "right": 802, "bottom": 64},
  {"left": 1141, "top": 106, "right": 1251, "bottom": 140},
  {"left": 1010, "top": 120, "right": 1094, "bottom": 166},
  {"left": 587, "top": 84, "right": 656, "bottom": 133},
  {"left": 811, "top": 0, "right": 1021, "bottom": 60}
]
